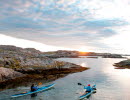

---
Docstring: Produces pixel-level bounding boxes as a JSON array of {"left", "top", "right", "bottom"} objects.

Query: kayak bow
[{"left": 11, "top": 83, "right": 55, "bottom": 98}]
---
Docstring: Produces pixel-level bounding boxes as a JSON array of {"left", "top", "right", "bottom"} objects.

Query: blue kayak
[
  {"left": 11, "top": 83, "right": 55, "bottom": 98},
  {"left": 79, "top": 85, "right": 96, "bottom": 100}
]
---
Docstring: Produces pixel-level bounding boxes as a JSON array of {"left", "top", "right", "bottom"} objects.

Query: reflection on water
[
  {"left": 80, "top": 63, "right": 87, "bottom": 67},
  {"left": 102, "top": 58, "right": 130, "bottom": 82},
  {"left": 0, "top": 58, "right": 130, "bottom": 100},
  {"left": 57, "top": 58, "right": 130, "bottom": 100}
]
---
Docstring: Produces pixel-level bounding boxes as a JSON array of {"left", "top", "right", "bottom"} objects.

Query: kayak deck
[
  {"left": 11, "top": 83, "right": 55, "bottom": 98},
  {"left": 79, "top": 85, "right": 96, "bottom": 100}
]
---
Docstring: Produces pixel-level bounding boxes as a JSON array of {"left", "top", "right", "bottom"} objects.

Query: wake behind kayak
[{"left": 11, "top": 83, "right": 55, "bottom": 98}]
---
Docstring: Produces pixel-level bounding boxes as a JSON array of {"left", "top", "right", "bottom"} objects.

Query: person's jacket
[
  {"left": 84, "top": 86, "right": 92, "bottom": 92},
  {"left": 31, "top": 86, "right": 38, "bottom": 92}
]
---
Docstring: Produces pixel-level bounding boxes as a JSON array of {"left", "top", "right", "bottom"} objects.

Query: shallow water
[{"left": 0, "top": 57, "right": 130, "bottom": 100}]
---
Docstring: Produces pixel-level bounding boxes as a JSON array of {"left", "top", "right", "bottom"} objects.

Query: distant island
[{"left": 42, "top": 50, "right": 125, "bottom": 58}]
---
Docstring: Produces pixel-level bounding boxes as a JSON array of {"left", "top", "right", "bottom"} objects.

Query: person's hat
[{"left": 88, "top": 84, "right": 90, "bottom": 86}]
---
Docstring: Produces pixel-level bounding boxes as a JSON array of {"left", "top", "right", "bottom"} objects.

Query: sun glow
[{"left": 81, "top": 63, "right": 87, "bottom": 67}]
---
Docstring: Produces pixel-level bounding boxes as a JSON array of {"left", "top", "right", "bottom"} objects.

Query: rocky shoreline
[
  {"left": 0, "top": 45, "right": 126, "bottom": 91},
  {"left": 0, "top": 45, "right": 88, "bottom": 90},
  {"left": 0, "top": 66, "right": 88, "bottom": 90},
  {"left": 114, "top": 59, "right": 130, "bottom": 69}
]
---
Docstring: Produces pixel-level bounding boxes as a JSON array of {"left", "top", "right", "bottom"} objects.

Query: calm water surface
[{"left": 0, "top": 57, "right": 130, "bottom": 100}]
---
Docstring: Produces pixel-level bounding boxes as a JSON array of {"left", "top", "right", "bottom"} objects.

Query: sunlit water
[{"left": 0, "top": 57, "right": 130, "bottom": 100}]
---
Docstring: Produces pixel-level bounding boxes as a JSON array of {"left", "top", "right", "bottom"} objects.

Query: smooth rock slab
[{"left": 0, "top": 67, "right": 23, "bottom": 82}]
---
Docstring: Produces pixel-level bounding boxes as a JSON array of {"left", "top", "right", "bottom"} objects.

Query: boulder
[{"left": 0, "top": 67, "right": 24, "bottom": 82}]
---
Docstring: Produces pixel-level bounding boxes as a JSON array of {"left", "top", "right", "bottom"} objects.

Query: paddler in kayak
[
  {"left": 31, "top": 84, "right": 38, "bottom": 92},
  {"left": 84, "top": 84, "right": 92, "bottom": 93}
]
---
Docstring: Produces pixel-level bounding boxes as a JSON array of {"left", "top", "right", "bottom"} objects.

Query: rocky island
[
  {"left": 0, "top": 45, "right": 88, "bottom": 90},
  {"left": 114, "top": 59, "right": 130, "bottom": 69}
]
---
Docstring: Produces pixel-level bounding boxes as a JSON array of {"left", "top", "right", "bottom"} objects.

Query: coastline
[
  {"left": 0, "top": 66, "right": 88, "bottom": 91},
  {"left": 114, "top": 59, "right": 130, "bottom": 69}
]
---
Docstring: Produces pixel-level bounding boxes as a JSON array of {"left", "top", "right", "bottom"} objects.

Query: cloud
[
  {"left": 98, "top": 29, "right": 117, "bottom": 37},
  {"left": 0, "top": 0, "right": 129, "bottom": 52}
]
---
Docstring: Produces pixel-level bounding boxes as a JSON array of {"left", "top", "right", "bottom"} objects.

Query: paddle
[
  {"left": 78, "top": 83, "right": 85, "bottom": 87},
  {"left": 76, "top": 83, "right": 86, "bottom": 95},
  {"left": 38, "top": 82, "right": 42, "bottom": 86}
]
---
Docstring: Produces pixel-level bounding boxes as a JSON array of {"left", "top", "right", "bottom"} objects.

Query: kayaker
[
  {"left": 31, "top": 84, "right": 38, "bottom": 92},
  {"left": 84, "top": 84, "right": 92, "bottom": 93}
]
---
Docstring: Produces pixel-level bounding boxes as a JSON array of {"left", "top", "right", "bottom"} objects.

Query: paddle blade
[
  {"left": 38, "top": 82, "right": 42, "bottom": 85},
  {"left": 78, "top": 83, "right": 82, "bottom": 85}
]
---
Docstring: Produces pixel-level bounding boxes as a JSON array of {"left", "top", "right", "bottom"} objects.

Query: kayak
[
  {"left": 11, "top": 83, "right": 55, "bottom": 98},
  {"left": 79, "top": 85, "right": 96, "bottom": 100},
  {"left": 79, "top": 85, "right": 96, "bottom": 99}
]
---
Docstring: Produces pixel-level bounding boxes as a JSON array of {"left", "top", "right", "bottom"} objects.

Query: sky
[{"left": 0, "top": 0, "right": 130, "bottom": 54}]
